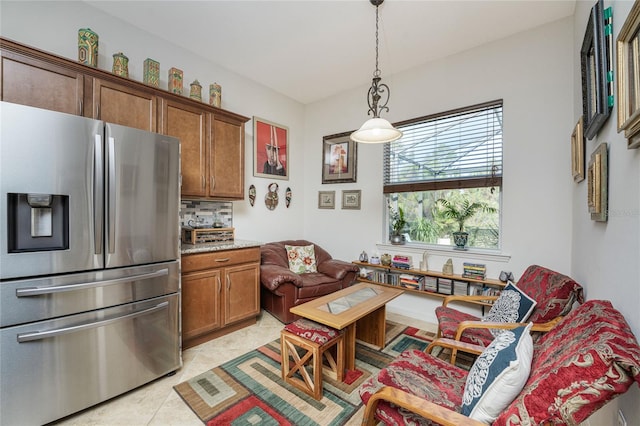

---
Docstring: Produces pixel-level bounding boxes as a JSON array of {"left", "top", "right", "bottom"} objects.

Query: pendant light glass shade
[
  {"left": 350, "top": 0, "right": 402, "bottom": 144},
  {"left": 350, "top": 117, "right": 403, "bottom": 144}
]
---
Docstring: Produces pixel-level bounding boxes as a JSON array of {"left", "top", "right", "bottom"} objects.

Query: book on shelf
[
  {"left": 391, "top": 255, "right": 413, "bottom": 270},
  {"left": 424, "top": 276, "right": 438, "bottom": 293},
  {"left": 438, "top": 277, "right": 452, "bottom": 295},
  {"left": 399, "top": 273, "right": 424, "bottom": 291},
  {"left": 453, "top": 280, "right": 468, "bottom": 295},
  {"left": 463, "top": 262, "right": 486, "bottom": 280}
]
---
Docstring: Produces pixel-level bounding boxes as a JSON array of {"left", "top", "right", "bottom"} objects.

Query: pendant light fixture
[{"left": 350, "top": 0, "right": 403, "bottom": 144}]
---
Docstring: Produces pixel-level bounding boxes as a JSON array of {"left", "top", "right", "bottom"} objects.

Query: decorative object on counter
[
  {"left": 265, "top": 182, "right": 279, "bottom": 210},
  {"left": 77, "top": 28, "right": 98, "bottom": 67},
  {"left": 370, "top": 256, "right": 380, "bottom": 265},
  {"left": 143, "top": 58, "right": 160, "bottom": 87},
  {"left": 499, "top": 271, "right": 515, "bottom": 283},
  {"left": 111, "top": 52, "right": 129, "bottom": 78},
  {"left": 254, "top": 117, "right": 289, "bottom": 180},
  {"left": 209, "top": 82, "right": 222, "bottom": 108},
  {"left": 168, "top": 67, "right": 183, "bottom": 94},
  {"left": 359, "top": 251, "right": 368, "bottom": 263},
  {"left": 285, "top": 187, "right": 292, "bottom": 208},
  {"left": 248, "top": 184, "right": 256, "bottom": 206},
  {"left": 380, "top": 253, "right": 392, "bottom": 267},
  {"left": 318, "top": 191, "right": 335, "bottom": 209},
  {"left": 588, "top": 142, "right": 608, "bottom": 222},
  {"left": 181, "top": 226, "right": 234, "bottom": 244},
  {"left": 442, "top": 258, "right": 454, "bottom": 276},
  {"left": 189, "top": 79, "right": 202, "bottom": 101}
]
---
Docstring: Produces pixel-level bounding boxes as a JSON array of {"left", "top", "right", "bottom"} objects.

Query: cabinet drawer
[{"left": 182, "top": 247, "right": 260, "bottom": 273}]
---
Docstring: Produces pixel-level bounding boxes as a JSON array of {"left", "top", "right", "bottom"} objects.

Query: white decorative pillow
[
  {"left": 285, "top": 244, "right": 317, "bottom": 274},
  {"left": 461, "top": 323, "right": 533, "bottom": 423},
  {"left": 483, "top": 281, "right": 536, "bottom": 336}
]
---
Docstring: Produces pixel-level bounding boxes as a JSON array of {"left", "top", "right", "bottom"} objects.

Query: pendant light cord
[{"left": 374, "top": 4, "right": 381, "bottom": 78}]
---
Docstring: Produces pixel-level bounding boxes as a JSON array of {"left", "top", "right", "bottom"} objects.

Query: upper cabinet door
[
  {"left": 91, "top": 78, "right": 157, "bottom": 132},
  {"left": 210, "top": 116, "right": 245, "bottom": 199},
  {"left": 161, "top": 98, "right": 210, "bottom": 198},
  {"left": 1, "top": 51, "right": 84, "bottom": 115}
]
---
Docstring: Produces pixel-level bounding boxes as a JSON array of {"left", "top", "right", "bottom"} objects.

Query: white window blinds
[{"left": 384, "top": 100, "right": 503, "bottom": 194}]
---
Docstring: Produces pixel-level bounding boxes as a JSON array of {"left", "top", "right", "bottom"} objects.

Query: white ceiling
[{"left": 85, "top": 0, "right": 576, "bottom": 105}]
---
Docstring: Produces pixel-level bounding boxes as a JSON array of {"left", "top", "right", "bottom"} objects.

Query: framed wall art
[
  {"left": 341, "top": 190, "right": 361, "bottom": 210},
  {"left": 254, "top": 117, "right": 289, "bottom": 180},
  {"left": 322, "top": 131, "right": 357, "bottom": 183},
  {"left": 581, "top": 0, "right": 612, "bottom": 140},
  {"left": 571, "top": 116, "right": 585, "bottom": 182},
  {"left": 318, "top": 191, "right": 335, "bottom": 209},
  {"left": 587, "top": 143, "right": 608, "bottom": 222},
  {"left": 616, "top": 1, "right": 640, "bottom": 149}
]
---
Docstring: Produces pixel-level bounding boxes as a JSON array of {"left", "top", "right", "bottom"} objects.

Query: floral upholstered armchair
[
  {"left": 435, "top": 264, "right": 584, "bottom": 355},
  {"left": 360, "top": 300, "right": 640, "bottom": 425}
]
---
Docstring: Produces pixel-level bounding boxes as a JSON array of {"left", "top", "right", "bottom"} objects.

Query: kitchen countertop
[{"left": 181, "top": 239, "right": 262, "bottom": 255}]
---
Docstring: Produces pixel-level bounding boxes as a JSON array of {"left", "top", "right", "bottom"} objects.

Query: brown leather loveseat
[{"left": 260, "top": 240, "right": 359, "bottom": 323}]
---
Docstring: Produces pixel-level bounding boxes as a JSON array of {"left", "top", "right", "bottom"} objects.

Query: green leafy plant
[
  {"left": 436, "top": 198, "right": 496, "bottom": 233},
  {"left": 389, "top": 206, "right": 407, "bottom": 235}
]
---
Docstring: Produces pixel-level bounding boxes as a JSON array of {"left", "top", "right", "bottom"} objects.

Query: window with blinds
[
  {"left": 384, "top": 100, "right": 502, "bottom": 249},
  {"left": 384, "top": 100, "right": 503, "bottom": 193}
]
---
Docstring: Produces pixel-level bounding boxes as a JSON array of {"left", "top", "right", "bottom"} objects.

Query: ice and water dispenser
[{"left": 7, "top": 193, "right": 69, "bottom": 252}]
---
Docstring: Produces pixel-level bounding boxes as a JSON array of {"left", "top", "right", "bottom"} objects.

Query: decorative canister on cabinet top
[
  {"left": 78, "top": 28, "right": 98, "bottom": 67},
  {"left": 209, "top": 83, "right": 221, "bottom": 108},
  {"left": 112, "top": 52, "right": 129, "bottom": 78},
  {"left": 189, "top": 79, "right": 202, "bottom": 101},
  {"left": 143, "top": 58, "right": 160, "bottom": 87},
  {"left": 168, "top": 67, "right": 183, "bottom": 95}
]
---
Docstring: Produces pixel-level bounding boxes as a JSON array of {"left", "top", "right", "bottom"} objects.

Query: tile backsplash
[{"left": 180, "top": 200, "right": 233, "bottom": 228}]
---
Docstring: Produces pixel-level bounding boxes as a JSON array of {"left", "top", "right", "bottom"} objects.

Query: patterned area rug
[{"left": 174, "top": 321, "right": 436, "bottom": 425}]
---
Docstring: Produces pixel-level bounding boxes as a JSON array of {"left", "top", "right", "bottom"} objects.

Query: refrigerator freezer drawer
[
  {"left": 0, "top": 293, "right": 181, "bottom": 426},
  {"left": 0, "top": 261, "right": 179, "bottom": 328}
]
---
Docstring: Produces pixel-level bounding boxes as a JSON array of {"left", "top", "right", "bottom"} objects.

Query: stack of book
[
  {"left": 424, "top": 276, "right": 438, "bottom": 293},
  {"left": 399, "top": 274, "right": 424, "bottom": 291},
  {"left": 463, "top": 262, "right": 486, "bottom": 280},
  {"left": 391, "top": 255, "right": 412, "bottom": 270},
  {"left": 438, "top": 277, "right": 453, "bottom": 295}
]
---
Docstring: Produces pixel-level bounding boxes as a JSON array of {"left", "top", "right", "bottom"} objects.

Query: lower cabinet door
[
  {"left": 182, "top": 269, "right": 222, "bottom": 340},
  {"left": 223, "top": 263, "right": 260, "bottom": 325}
]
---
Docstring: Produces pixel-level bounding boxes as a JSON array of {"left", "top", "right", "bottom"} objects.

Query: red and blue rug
[{"left": 174, "top": 321, "right": 436, "bottom": 425}]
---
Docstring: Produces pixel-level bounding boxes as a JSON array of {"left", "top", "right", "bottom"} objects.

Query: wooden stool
[{"left": 281, "top": 318, "right": 345, "bottom": 400}]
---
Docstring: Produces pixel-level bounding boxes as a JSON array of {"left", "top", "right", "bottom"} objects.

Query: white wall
[
  {"left": 0, "top": 0, "right": 307, "bottom": 244},
  {"left": 570, "top": 1, "right": 640, "bottom": 424},
  {"left": 304, "top": 17, "right": 576, "bottom": 323}
]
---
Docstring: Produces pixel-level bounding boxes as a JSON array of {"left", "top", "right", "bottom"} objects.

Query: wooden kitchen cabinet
[
  {"left": 1, "top": 37, "right": 250, "bottom": 201},
  {"left": 90, "top": 78, "right": 157, "bottom": 132},
  {"left": 161, "top": 98, "right": 210, "bottom": 198},
  {"left": 181, "top": 247, "right": 260, "bottom": 349},
  {"left": 0, "top": 47, "right": 84, "bottom": 115},
  {"left": 209, "top": 115, "right": 245, "bottom": 199}
]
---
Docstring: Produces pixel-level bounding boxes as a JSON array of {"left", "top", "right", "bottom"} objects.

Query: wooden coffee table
[{"left": 289, "top": 282, "right": 403, "bottom": 371}]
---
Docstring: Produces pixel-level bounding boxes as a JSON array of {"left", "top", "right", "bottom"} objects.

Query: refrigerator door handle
[
  {"left": 16, "top": 301, "right": 169, "bottom": 343},
  {"left": 94, "top": 134, "right": 103, "bottom": 255},
  {"left": 15, "top": 268, "right": 169, "bottom": 297},
  {"left": 107, "top": 135, "right": 117, "bottom": 253}
]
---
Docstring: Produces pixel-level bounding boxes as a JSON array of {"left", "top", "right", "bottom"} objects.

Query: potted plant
[
  {"left": 389, "top": 206, "right": 407, "bottom": 245},
  {"left": 436, "top": 198, "right": 496, "bottom": 249}
]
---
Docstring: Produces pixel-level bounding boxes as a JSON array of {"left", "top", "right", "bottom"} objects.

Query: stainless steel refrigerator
[{"left": 0, "top": 101, "right": 181, "bottom": 425}]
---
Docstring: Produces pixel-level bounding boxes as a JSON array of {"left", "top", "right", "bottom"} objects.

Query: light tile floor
[{"left": 53, "top": 310, "right": 437, "bottom": 426}]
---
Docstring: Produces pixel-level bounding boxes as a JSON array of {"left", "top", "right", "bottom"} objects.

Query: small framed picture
[
  {"left": 580, "top": 0, "right": 612, "bottom": 140},
  {"left": 616, "top": 1, "right": 640, "bottom": 148},
  {"left": 322, "top": 131, "right": 357, "bottom": 183},
  {"left": 571, "top": 116, "right": 585, "bottom": 182},
  {"left": 318, "top": 191, "right": 335, "bottom": 209},
  {"left": 341, "top": 190, "right": 361, "bottom": 210},
  {"left": 254, "top": 117, "right": 289, "bottom": 180},
  {"left": 587, "top": 143, "right": 608, "bottom": 222}
]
